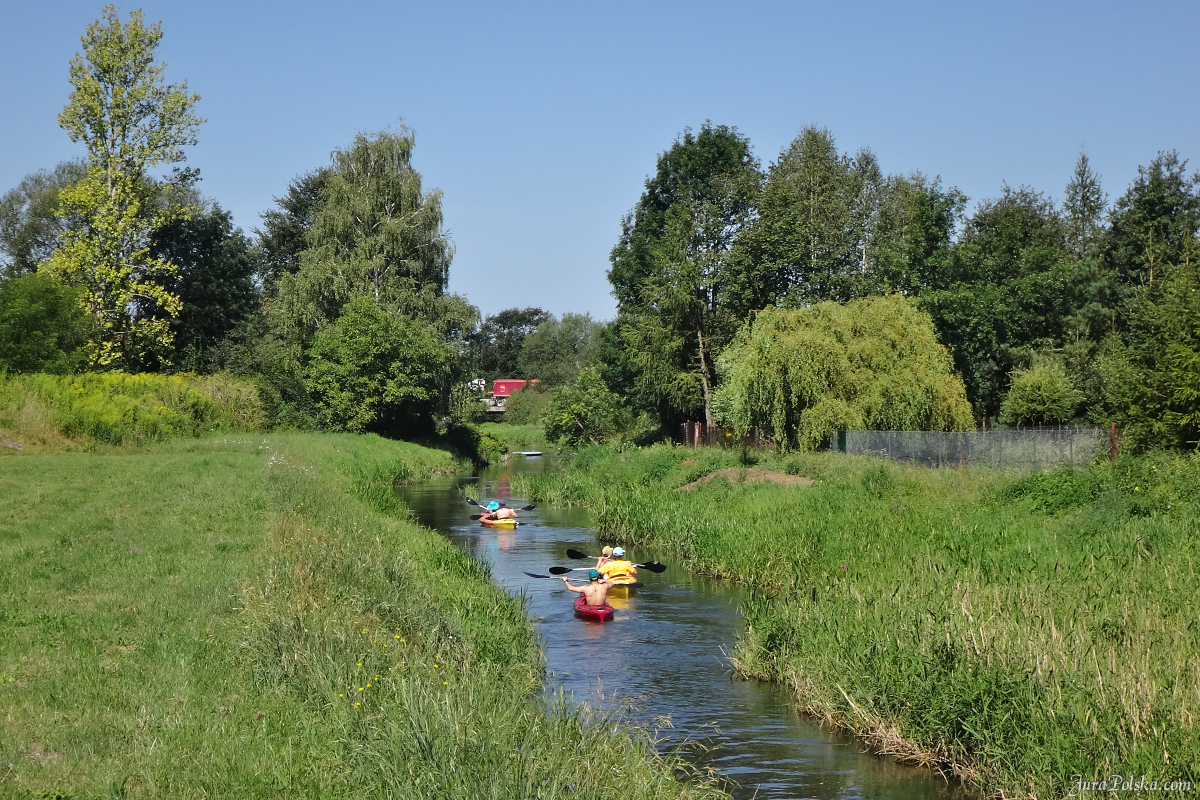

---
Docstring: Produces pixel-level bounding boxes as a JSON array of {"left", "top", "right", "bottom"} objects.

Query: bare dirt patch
[
  {"left": 28, "top": 742, "right": 59, "bottom": 766},
  {"left": 676, "top": 468, "right": 813, "bottom": 491}
]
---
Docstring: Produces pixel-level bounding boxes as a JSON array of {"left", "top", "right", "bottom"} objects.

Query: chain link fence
[{"left": 835, "top": 426, "right": 1110, "bottom": 468}]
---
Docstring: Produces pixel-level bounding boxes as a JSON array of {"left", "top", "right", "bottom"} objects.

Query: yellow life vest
[{"left": 600, "top": 560, "right": 636, "bottom": 580}]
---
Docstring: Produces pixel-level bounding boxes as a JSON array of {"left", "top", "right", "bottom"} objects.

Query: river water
[{"left": 398, "top": 456, "right": 966, "bottom": 800}]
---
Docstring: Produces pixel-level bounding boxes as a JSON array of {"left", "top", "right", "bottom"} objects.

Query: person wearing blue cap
[
  {"left": 598, "top": 547, "right": 637, "bottom": 583},
  {"left": 480, "top": 500, "right": 518, "bottom": 522}
]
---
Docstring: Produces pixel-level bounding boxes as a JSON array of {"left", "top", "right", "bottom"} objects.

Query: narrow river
[{"left": 398, "top": 456, "right": 966, "bottom": 800}]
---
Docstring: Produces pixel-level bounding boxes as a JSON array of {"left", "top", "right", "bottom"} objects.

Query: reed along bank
[
  {"left": 512, "top": 445, "right": 1200, "bottom": 799},
  {"left": 0, "top": 433, "right": 727, "bottom": 799}
]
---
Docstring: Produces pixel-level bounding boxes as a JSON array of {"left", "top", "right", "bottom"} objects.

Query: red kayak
[{"left": 573, "top": 595, "right": 615, "bottom": 621}]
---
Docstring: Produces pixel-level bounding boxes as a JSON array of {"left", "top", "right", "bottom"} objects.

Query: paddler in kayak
[
  {"left": 598, "top": 547, "right": 637, "bottom": 583},
  {"left": 561, "top": 569, "right": 611, "bottom": 606},
  {"left": 480, "top": 501, "right": 519, "bottom": 522},
  {"left": 595, "top": 545, "right": 614, "bottom": 570}
]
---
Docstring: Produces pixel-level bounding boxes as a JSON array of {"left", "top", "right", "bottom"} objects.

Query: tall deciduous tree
[
  {"left": 731, "top": 127, "right": 874, "bottom": 305},
  {"left": 518, "top": 312, "right": 599, "bottom": 387},
  {"left": 467, "top": 307, "right": 551, "bottom": 380},
  {"left": 0, "top": 161, "right": 87, "bottom": 278},
  {"left": 146, "top": 198, "right": 259, "bottom": 371},
  {"left": 274, "top": 128, "right": 454, "bottom": 339},
  {"left": 255, "top": 168, "right": 331, "bottom": 297},
  {"left": 608, "top": 123, "right": 761, "bottom": 429},
  {"left": 43, "top": 6, "right": 203, "bottom": 368},
  {"left": 920, "top": 186, "right": 1075, "bottom": 418}
]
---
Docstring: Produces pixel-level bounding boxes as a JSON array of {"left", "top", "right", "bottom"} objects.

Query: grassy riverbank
[
  {"left": 513, "top": 446, "right": 1200, "bottom": 799},
  {"left": 0, "top": 434, "right": 725, "bottom": 799}
]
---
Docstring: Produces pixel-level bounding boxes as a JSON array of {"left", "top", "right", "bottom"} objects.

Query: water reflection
[{"left": 397, "top": 456, "right": 967, "bottom": 800}]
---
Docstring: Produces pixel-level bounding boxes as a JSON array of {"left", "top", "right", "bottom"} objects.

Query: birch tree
[{"left": 44, "top": 6, "right": 203, "bottom": 368}]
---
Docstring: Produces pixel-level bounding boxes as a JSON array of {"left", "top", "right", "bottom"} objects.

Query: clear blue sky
[{"left": 3, "top": 1, "right": 1198, "bottom": 320}]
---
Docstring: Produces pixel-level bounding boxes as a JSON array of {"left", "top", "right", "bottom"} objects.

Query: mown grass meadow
[
  {"left": 0, "top": 434, "right": 726, "bottom": 799},
  {"left": 512, "top": 445, "right": 1200, "bottom": 799}
]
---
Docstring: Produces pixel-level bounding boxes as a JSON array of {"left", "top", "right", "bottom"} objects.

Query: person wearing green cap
[{"left": 561, "top": 568, "right": 612, "bottom": 607}]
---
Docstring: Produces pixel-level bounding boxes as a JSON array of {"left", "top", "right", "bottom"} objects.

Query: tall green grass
[
  {"left": 513, "top": 446, "right": 1200, "bottom": 798},
  {"left": 0, "top": 371, "right": 269, "bottom": 449},
  {"left": 0, "top": 434, "right": 726, "bottom": 799},
  {"left": 479, "top": 421, "right": 552, "bottom": 452}
]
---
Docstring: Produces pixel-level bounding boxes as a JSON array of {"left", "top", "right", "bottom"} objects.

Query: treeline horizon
[{"left": 2, "top": 7, "right": 1198, "bottom": 452}]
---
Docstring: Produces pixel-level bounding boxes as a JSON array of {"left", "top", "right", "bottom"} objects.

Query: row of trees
[
  {"left": 2, "top": 8, "right": 1197, "bottom": 451},
  {"left": 588, "top": 123, "right": 1200, "bottom": 451}
]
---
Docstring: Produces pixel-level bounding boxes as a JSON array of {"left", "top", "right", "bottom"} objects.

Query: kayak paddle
[
  {"left": 467, "top": 498, "right": 536, "bottom": 512},
  {"left": 548, "top": 561, "right": 667, "bottom": 575},
  {"left": 565, "top": 548, "right": 595, "bottom": 560}
]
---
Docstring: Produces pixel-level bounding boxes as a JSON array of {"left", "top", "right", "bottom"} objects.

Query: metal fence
[{"left": 835, "top": 426, "right": 1111, "bottom": 469}]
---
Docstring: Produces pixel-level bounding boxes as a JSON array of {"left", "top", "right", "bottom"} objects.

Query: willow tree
[
  {"left": 44, "top": 6, "right": 203, "bottom": 368},
  {"left": 713, "top": 296, "right": 974, "bottom": 450}
]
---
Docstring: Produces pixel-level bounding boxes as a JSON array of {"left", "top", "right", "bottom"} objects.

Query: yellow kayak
[
  {"left": 606, "top": 575, "right": 639, "bottom": 595},
  {"left": 480, "top": 517, "right": 519, "bottom": 529}
]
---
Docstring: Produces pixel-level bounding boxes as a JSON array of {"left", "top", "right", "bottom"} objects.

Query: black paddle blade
[
  {"left": 469, "top": 514, "right": 484, "bottom": 520},
  {"left": 521, "top": 504, "right": 537, "bottom": 511},
  {"left": 565, "top": 548, "right": 592, "bottom": 560},
  {"left": 523, "top": 571, "right": 552, "bottom": 579},
  {"left": 636, "top": 561, "right": 667, "bottom": 573},
  {"left": 548, "top": 566, "right": 573, "bottom": 575},
  {"left": 466, "top": 497, "right": 482, "bottom": 506}
]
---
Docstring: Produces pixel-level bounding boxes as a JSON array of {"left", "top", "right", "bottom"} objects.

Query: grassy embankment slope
[
  {"left": 477, "top": 421, "right": 552, "bottom": 453},
  {"left": 513, "top": 446, "right": 1200, "bottom": 799},
  {"left": 1, "top": 429, "right": 724, "bottom": 795}
]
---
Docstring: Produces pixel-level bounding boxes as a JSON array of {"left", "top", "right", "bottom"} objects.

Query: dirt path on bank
[{"left": 675, "top": 467, "right": 813, "bottom": 492}]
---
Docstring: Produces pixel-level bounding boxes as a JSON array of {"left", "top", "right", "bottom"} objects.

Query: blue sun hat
[
  {"left": 588, "top": 569, "right": 600, "bottom": 580},
  {"left": 612, "top": 547, "right": 625, "bottom": 557},
  {"left": 486, "top": 501, "right": 500, "bottom": 511}
]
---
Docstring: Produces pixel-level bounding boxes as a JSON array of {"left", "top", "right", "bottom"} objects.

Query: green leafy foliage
[
  {"left": 0, "top": 371, "right": 267, "bottom": 445},
  {"left": 714, "top": 297, "right": 974, "bottom": 450},
  {"left": 502, "top": 383, "right": 551, "bottom": 425},
  {"left": 147, "top": 199, "right": 259, "bottom": 371},
  {"left": 466, "top": 307, "right": 550, "bottom": 381},
  {"left": 1097, "top": 244, "right": 1200, "bottom": 450},
  {"left": 0, "top": 160, "right": 87, "bottom": 278},
  {"left": 274, "top": 128, "right": 455, "bottom": 340},
  {"left": 998, "top": 358, "right": 1084, "bottom": 425},
  {"left": 608, "top": 123, "right": 761, "bottom": 429},
  {"left": 543, "top": 367, "right": 631, "bottom": 446},
  {"left": 45, "top": 6, "right": 204, "bottom": 368},
  {"left": 518, "top": 312, "right": 599, "bottom": 386},
  {"left": 254, "top": 168, "right": 330, "bottom": 297},
  {"left": 304, "top": 297, "right": 453, "bottom": 434},
  {"left": 0, "top": 272, "right": 92, "bottom": 374},
  {"left": 920, "top": 187, "right": 1075, "bottom": 419}
]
